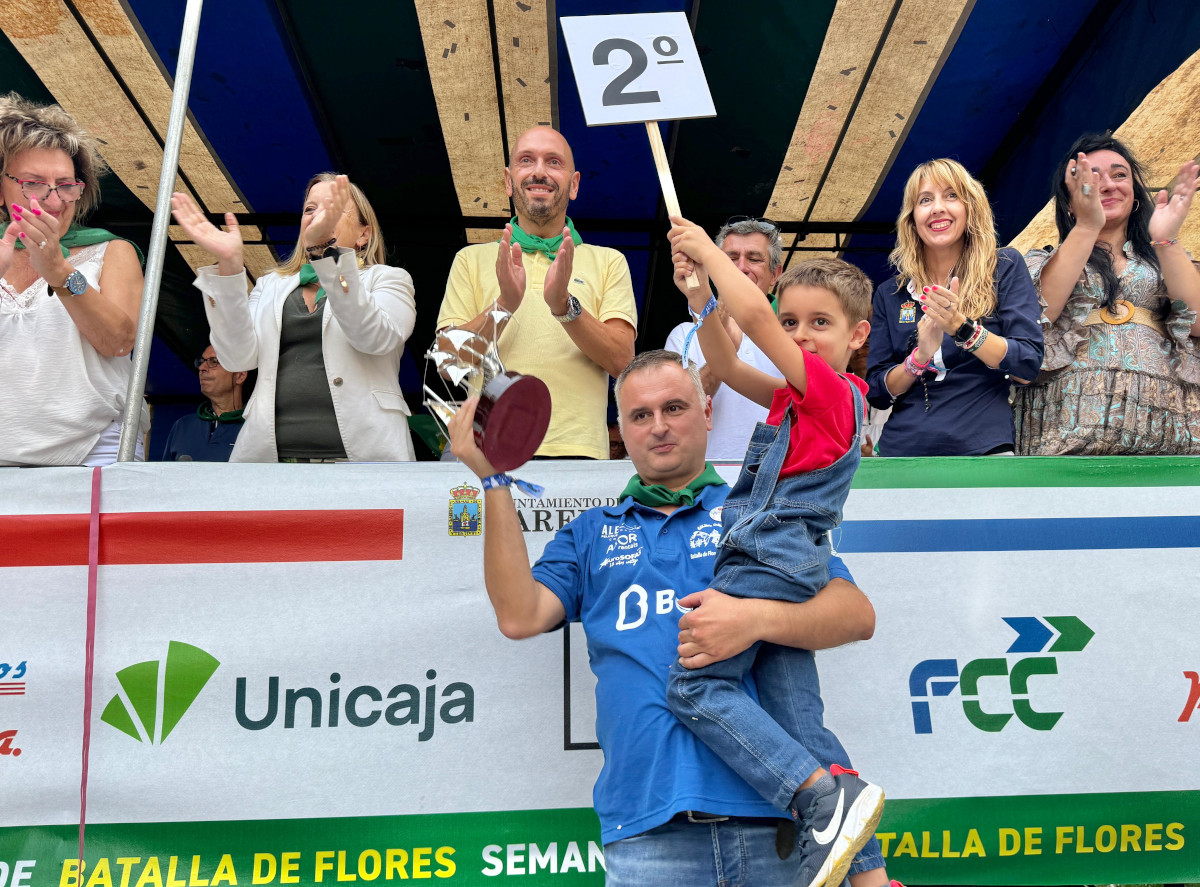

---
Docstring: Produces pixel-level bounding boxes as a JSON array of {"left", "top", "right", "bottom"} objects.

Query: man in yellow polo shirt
[{"left": 436, "top": 127, "right": 637, "bottom": 459}]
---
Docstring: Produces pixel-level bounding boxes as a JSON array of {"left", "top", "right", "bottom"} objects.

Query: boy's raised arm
[{"left": 670, "top": 215, "right": 809, "bottom": 396}]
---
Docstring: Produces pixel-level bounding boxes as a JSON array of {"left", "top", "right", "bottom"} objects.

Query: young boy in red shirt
[{"left": 666, "top": 217, "right": 889, "bottom": 887}]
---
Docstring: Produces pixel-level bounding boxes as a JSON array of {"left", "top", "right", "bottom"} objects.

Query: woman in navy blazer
[
  {"left": 171, "top": 174, "right": 416, "bottom": 462},
  {"left": 865, "top": 159, "right": 1043, "bottom": 456}
]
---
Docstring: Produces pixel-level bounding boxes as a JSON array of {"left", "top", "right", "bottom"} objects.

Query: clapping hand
[
  {"left": 1149, "top": 160, "right": 1199, "bottom": 244},
  {"left": 918, "top": 276, "right": 965, "bottom": 336},
  {"left": 0, "top": 221, "right": 17, "bottom": 280},
  {"left": 1065, "top": 152, "right": 1106, "bottom": 233},
  {"left": 171, "top": 191, "right": 243, "bottom": 274},
  {"left": 543, "top": 226, "right": 575, "bottom": 315},
  {"left": 494, "top": 223, "right": 527, "bottom": 313},
  {"left": 10, "top": 197, "right": 70, "bottom": 283},
  {"left": 303, "top": 174, "right": 353, "bottom": 248}
]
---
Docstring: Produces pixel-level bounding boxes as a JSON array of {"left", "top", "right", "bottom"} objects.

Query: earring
[{"left": 1134, "top": 199, "right": 1140, "bottom": 212}]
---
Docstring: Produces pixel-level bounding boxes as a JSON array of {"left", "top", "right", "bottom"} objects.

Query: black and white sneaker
[{"left": 794, "top": 764, "right": 885, "bottom": 887}]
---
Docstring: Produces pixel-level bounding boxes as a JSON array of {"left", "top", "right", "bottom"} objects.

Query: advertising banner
[{"left": 2, "top": 458, "right": 1198, "bottom": 885}]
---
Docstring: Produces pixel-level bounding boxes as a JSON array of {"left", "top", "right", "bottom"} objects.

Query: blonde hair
[
  {"left": 272, "top": 172, "right": 387, "bottom": 275},
  {"left": 0, "top": 92, "right": 107, "bottom": 222},
  {"left": 776, "top": 256, "right": 873, "bottom": 325},
  {"left": 889, "top": 159, "right": 998, "bottom": 321}
]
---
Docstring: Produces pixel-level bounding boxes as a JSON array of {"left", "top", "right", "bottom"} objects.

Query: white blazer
[{"left": 194, "top": 248, "right": 417, "bottom": 462}]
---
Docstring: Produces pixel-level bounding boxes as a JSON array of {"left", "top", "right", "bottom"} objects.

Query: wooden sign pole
[{"left": 646, "top": 121, "right": 700, "bottom": 290}]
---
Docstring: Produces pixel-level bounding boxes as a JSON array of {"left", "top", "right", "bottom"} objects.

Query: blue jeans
[{"left": 604, "top": 816, "right": 799, "bottom": 887}]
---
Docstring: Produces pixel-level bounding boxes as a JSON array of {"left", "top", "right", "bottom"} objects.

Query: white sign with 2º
[{"left": 560, "top": 12, "right": 716, "bottom": 126}]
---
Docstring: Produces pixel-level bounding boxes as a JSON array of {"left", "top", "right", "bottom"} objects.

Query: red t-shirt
[{"left": 765, "top": 349, "right": 867, "bottom": 477}]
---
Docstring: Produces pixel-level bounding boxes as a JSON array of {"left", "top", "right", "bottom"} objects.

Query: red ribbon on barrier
[{"left": 79, "top": 466, "right": 101, "bottom": 866}]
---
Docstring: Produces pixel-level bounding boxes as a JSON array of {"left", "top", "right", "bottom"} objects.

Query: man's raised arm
[{"left": 448, "top": 397, "right": 566, "bottom": 640}]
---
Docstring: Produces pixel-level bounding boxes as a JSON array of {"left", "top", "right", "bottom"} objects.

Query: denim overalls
[
  {"left": 710, "top": 380, "right": 863, "bottom": 602},
  {"left": 667, "top": 379, "right": 885, "bottom": 875}
]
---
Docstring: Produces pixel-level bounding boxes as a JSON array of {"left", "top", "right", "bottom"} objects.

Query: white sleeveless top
[{"left": 0, "top": 241, "right": 149, "bottom": 466}]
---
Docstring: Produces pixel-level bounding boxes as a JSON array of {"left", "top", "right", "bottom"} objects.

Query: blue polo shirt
[
  {"left": 865, "top": 247, "right": 1044, "bottom": 456},
  {"left": 532, "top": 483, "right": 853, "bottom": 843}
]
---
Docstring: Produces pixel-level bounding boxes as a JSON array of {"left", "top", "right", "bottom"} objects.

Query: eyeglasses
[
  {"left": 723, "top": 215, "right": 780, "bottom": 232},
  {"left": 194, "top": 357, "right": 221, "bottom": 369},
  {"left": 4, "top": 173, "right": 86, "bottom": 203}
]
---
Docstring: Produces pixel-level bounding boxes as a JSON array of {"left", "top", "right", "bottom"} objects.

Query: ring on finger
[
  {"left": 38, "top": 240, "right": 47, "bottom": 250},
  {"left": 1070, "top": 167, "right": 1077, "bottom": 176},
  {"left": 1081, "top": 184, "right": 1091, "bottom": 196}
]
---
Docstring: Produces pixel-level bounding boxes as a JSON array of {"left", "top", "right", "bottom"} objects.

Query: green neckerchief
[
  {"left": 620, "top": 462, "right": 726, "bottom": 509},
  {"left": 298, "top": 263, "right": 327, "bottom": 306},
  {"left": 509, "top": 216, "right": 582, "bottom": 261},
  {"left": 0, "top": 222, "right": 145, "bottom": 264},
  {"left": 198, "top": 403, "right": 244, "bottom": 423}
]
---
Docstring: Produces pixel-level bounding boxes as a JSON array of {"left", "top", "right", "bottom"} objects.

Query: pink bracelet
[
  {"left": 1151, "top": 238, "right": 1179, "bottom": 248},
  {"left": 904, "top": 349, "right": 932, "bottom": 377}
]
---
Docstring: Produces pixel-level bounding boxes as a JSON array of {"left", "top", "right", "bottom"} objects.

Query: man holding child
[{"left": 448, "top": 261, "right": 893, "bottom": 887}]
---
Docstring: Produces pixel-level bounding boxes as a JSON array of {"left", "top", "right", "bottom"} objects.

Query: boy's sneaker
[{"left": 792, "top": 764, "right": 885, "bottom": 887}]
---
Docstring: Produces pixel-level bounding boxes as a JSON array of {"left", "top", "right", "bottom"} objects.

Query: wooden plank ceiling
[{"left": 414, "top": 0, "right": 556, "bottom": 245}]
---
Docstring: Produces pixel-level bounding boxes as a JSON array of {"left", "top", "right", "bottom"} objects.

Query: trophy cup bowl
[
  {"left": 423, "top": 306, "right": 552, "bottom": 471},
  {"left": 472, "top": 371, "right": 552, "bottom": 471}
]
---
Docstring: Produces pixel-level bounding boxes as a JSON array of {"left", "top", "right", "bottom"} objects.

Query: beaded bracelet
[
  {"left": 903, "top": 349, "right": 932, "bottom": 377},
  {"left": 965, "top": 326, "right": 990, "bottom": 354},
  {"left": 304, "top": 237, "right": 338, "bottom": 258},
  {"left": 481, "top": 472, "right": 545, "bottom": 497},
  {"left": 1151, "top": 238, "right": 1179, "bottom": 248},
  {"left": 681, "top": 294, "right": 718, "bottom": 367},
  {"left": 960, "top": 323, "right": 985, "bottom": 352}
]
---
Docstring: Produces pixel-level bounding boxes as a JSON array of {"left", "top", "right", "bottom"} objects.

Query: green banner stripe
[
  {"left": 2, "top": 791, "right": 1197, "bottom": 886},
  {"left": 850, "top": 456, "right": 1200, "bottom": 489},
  {"left": 880, "top": 790, "right": 1200, "bottom": 884}
]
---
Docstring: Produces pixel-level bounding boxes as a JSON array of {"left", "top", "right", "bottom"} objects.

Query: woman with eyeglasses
[
  {"left": 171, "top": 173, "right": 417, "bottom": 462},
  {"left": 865, "top": 158, "right": 1043, "bottom": 455},
  {"left": 0, "top": 93, "right": 148, "bottom": 466},
  {"left": 1014, "top": 134, "right": 1200, "bottom": 455}
]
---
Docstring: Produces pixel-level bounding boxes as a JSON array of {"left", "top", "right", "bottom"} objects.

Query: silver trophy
[{"left": 424, "top": 304, "right": 551, "bottom": 471}]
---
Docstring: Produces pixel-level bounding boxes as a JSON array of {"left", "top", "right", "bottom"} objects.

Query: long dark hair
[{"left": 1051, "top": 133, "right": 1159, "bottom": 311}]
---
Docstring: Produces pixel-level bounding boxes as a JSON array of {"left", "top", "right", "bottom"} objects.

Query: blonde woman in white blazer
[{"left": 171, "top": 174, "right": 416, "bottom": 462}]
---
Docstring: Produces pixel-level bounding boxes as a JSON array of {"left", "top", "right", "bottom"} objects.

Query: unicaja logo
[{"left": 101, "top": 641, "right": 219, "bottom": 744}]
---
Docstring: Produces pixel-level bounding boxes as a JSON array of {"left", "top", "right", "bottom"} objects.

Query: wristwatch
[
  {"left": 952, "top": 318, "right": 978, "bottom": 346},
  {"left": 552, "top": 294, "right": 582, "bottom": 323},
  {"left": 48, "top": 268, "right": 88, "bottom": 298}
]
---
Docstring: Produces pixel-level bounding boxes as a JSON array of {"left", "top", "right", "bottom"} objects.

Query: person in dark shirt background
[{"left": 160, "top": 345, "right": 246, "bottom": 462}]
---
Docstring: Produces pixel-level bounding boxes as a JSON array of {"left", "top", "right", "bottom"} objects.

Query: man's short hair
[
  {"left": 614, "top": 350, "right": 705, "bottom": 431},
  {"left": 715, "top": 218, "right": 783, "bottom": 273},
  {"left": 775, "top": 257, "right": 873, "bottom": 326}
]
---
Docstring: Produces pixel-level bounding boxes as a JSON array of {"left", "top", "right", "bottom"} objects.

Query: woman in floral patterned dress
[{"left": 1015, "top": 134, "right": 1200, "bottom": 454}]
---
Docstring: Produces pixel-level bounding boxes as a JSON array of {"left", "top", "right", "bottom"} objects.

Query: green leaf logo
[{"left": 101, "top": 641, "right": 219, "bottom": 744}]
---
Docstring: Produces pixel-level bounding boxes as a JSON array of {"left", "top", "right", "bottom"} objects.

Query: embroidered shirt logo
[{"left": 899, "top": 300, "right": 917, "bottom": 324}]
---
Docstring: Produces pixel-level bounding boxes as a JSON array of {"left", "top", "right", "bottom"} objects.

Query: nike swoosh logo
[{"left": 811, "top": 789, "right": 845, "bottom": 845}]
